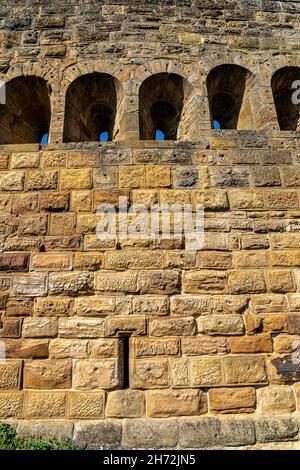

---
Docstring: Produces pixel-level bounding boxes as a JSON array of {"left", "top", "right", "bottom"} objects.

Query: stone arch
[
  {"left": 135, "top": 60, "right": 202, "bottom": 140},
  {"left": 63, "top": 72, "right": 124, "bottom": 142},
  {"left": 271, "top": 66, "right": 300, "bottom": 131},
  {"left": 62, "top": 61, "right": 128, "bottom": 143},
  {"left": 206, "top": 64, "right": 255, "bottom": 130},
  {"left": 139, "top": 73, "right": 184, "bottom": 140},
  {"left": 0, "top": 75, "right": 52, "bottom": 145}
]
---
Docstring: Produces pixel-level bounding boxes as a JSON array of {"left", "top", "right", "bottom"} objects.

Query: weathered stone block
[
  {"left": 60, "top": 169, "right": 92, "bottom": 190},
  {"left": 228, "top": 271, "right": 266, "bottom": 294},
  {"left": 119, "top": 165, "right": 145, "bottom": 188},
  {"left": 12, "top": 273, "right": 47, "bottom": 297},
  {"left": 12, "top": 193, "right": 39, "bottom": 213},
  {"left": 48, "top": 272, "right": 94, "bottom": 296},
  {"left": 0, "top": 392, "right": 23, "bottom": 418},
  {"left": 75, "top": 295, "right": 130, "bottom": 317},
  {"left": 0, "top": 361, "right": 21, "bottom": 389},
  {"left": 209, "top": 387, "right": 256, "bottom": 414},
  {"left": 183, "top": 270, "right": 227, "bottom": 293},
  {"left": 22, "top": 318, "right": 58, "bottom": 338},
  {"left": 130, "top": 359, "right": 169, "bottom": 389},
  {"left": 138, "top": 270, "right": 180, "bottom": 294},
  {"left": 58, "top": 318, "right": 105, "bottom": 338},
  {"left": 228, "top": 189, "right": 264, "bottom": 210},
  {"left": 264, "top": 190, "right": 299, "bottom": 209},
  {"left": 25, "top": 391, "right": 66, "bottom": 418},
  {"left": 73, "top": 252, "right": 104, "bottom": 271},
  {"left": 190, "top": 357, "right": 222, "bottom": 386},
  {"left": 149, "top": 317, "right": 195, "bottom": 336},
  {"left": 179, "top": 416, "right": 255, "bottom": 448},
  {"left": 223, "top": 356, "right": 267, "bottom": 384},
  {"left": 147, "top": 389, "right": 207, "bottom": 417},
  {"left": 0, "top": 253, "right": 29, "bottom": 271},
  {"left": 274, "top": 334, "right": 300, "bottom": 353},
  {"left": 132, "top": 295, "right": 168, "bottom": 316},
  {"left": 105, "top": 251, "right": 163, "bottom": 270},
  {"left": 73, "top": 359, "right": 120, "bottom": 390},
  {"left": 68, "top": 391, "right": 104, "bottom": 419},
  {"left": 31, "top": 253, "right": 72, "bottom": 271},
  {"left": 257, "top": 386, "right": 296, "bottom": 413},
  {"left": 95, "top": 271, "right": 138, "bottom": 293},
  {"left": 133, "top": 337, "right": 179, "bottom": 357},
  {"left": 170, "top": 295, "right": 211, "bottom": 316},
  {"left": 19, "top": 214, "right": 48, "bottom": 236},
  {"left": 123, "top": 418, "right": 178, "bottom": 449},
  {"left": 24, "top": 359, "right": 72, "bottom": 389},
  {"left": 49, "top": 339, "right": 89, "bottom": 358},
  {"left": 35, "top": 297, "right": 73, "bottom": 316},
  {"left": 74, "top": 420, "right": 122, "bottom": 450},
  {"left": 266, "top": 269, "right": 295, "bottom": 293},
  {"left": 106, "top": 390, "right": 145, "bottom": 418},
  {"left": 145, "top": 165, "right": 171, "bottom": 188},
  {"left": 3, "top": 339, "right": 49, "bottom": 358},
  {"left": 197, "top": 315, "right": 244, "bottom": 336},
  {"left": 255, "top": 416, "right": 299, "bottom": 443},
  {"left": 40, "top": 192, "right": 69, "bottom": 211},
  {"left": 26, "top": 170, "right": 58, "bottom": 190},
  {"left": 17, "top": 420, "right": 73, "bottom": 442},
  {"left": 106, "top": 317, "right": 146, "bottom": 336},
  {"left": 0, "top": 171, "right": 24, "bottom": 191},
  {"left": 228, "top": 334, "right": 273, "bottom": 353},
  {"left": 182, "top": 336, "right": 228, "bottom": 355},
  {"left": 49, "top": 213, "right": 75, "bottom": 236},
  {"left": 90, "top": 338, "right": 120, "bottom": 358}
]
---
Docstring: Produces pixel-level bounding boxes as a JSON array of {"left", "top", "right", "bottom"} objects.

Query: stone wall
[{"left": 0, "top": 0, "right": 299, "bottom": 450}]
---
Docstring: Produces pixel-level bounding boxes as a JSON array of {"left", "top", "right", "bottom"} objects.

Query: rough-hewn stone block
[
  {"left": 24, "top": 359, "right": 72, "bottom": 389},
  {"left": 147, "top": 389, "right": 207, "bottom": 417},
  {"left": 209, "top": 387, "right": 256, "bottom": 414},
  {"left": 68, "top": 391, "right": 104, "bottom": 418},
  {"left": 106, "top": 390, "right": 145, "bottom": 418},
  {"left": 73, "top": 359, "right": 120, "bottom": 390},
  {"left": 123, "top": 418, "right": 178, "bottom": 449}
]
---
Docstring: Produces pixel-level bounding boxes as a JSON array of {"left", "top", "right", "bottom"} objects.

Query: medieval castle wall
[{"left": 0, "top": 0, "right": 299, "bottom": 449}]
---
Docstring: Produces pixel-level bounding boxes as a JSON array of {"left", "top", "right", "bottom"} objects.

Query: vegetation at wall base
[{"left": 0, "top": 422, "right": 85, "bottom": 450}]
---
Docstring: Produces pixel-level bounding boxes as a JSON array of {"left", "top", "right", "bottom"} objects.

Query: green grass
[{"left": 0, "top": 422, "right": 85, "bottom": 450}]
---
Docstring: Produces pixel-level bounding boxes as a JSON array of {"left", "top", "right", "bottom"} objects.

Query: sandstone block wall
[{"left": 0, "top": 0, "right": 299, "bottom": 450}]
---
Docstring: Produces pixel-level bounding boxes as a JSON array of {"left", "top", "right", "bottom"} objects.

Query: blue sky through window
[
  {"left": 213, "top": 120, "right": 221, "bottom": 130},
  {"left": 40, "top": 133, "right": 48, "bottom": 144},
  {"left": 99, "top": 131, "right": 109, "bottom": 142},
  {"left": 155, "top": 129, "right": 165, "bottom": 141}
]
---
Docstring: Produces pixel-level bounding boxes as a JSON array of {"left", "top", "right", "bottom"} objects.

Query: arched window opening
[
  {"left": 271, "top": 67, "right": 300, "bottom": 131},
  {"left": 0, "top": 76, "right": 51, "bottom": 145},
  {"left": 63, "top": 72, "right": 120, "bottom": 143},
  {"left": 139, "top": 73, "right": 184, "bottom": 140},
  {"left": 207, "top": 65, "right": 254, "bottom": 130}
]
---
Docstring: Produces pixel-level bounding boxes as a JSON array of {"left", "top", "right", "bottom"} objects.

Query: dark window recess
[
  {"left": 0, "top": 76, "right": 52, "bottom": 145},
  {"left": 207, "top": 64, "right": 252, "bottom": 130},
  {"left": 271, "top": 67, "right": 300, "bottom": 131},
  {"left": 139, "top": 73, "right": 184, "bottom": 140},
  {"left": 63, "top": 72, "right": 118, "bottom": 143},
  {"left": 121, "top": 335, "right": 130, "bottom": 389}
]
